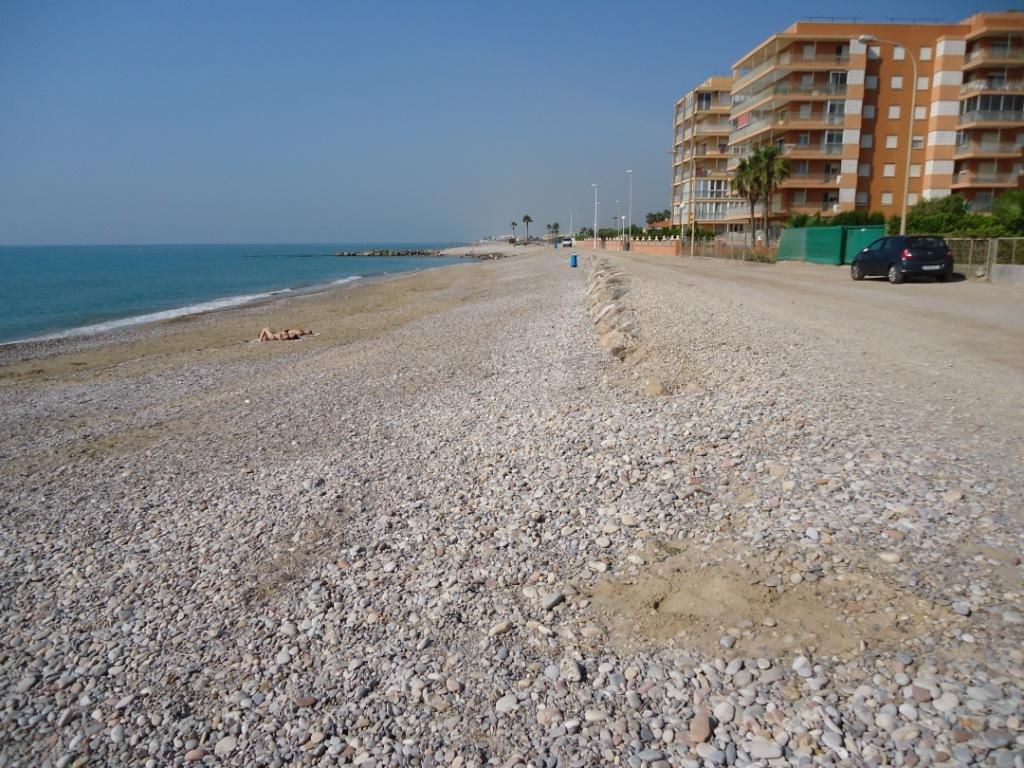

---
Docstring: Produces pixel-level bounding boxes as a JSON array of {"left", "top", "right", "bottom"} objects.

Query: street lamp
[
  {"left": 626, "top": 170, "right": 633, "bottom": 250},
  {"left": 858, "top": 33, "right": 917, "bottom": 236},
  {"left": 592, "top": 184, "right": 599, "bottom": 247},
  {"left": 568, "top": 208, "right": 573, "bottom": 239}
]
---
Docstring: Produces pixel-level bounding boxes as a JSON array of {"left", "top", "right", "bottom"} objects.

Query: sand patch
[{"left": 589, "top": 540, "right": 946, "bottom": 659}]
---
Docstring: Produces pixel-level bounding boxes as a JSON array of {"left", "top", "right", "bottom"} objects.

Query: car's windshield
[{"left": 905, "top": 236, "right": 946, "bottom": 249}]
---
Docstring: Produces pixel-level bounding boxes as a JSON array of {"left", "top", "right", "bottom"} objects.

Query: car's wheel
[
  {"left": 888, "top": 265, "right": 904, "bottom": 284},
  {"left": 935, "top": 274, "right": 947, "bottom": 282},
  {"left": 851, "top": 263, "right": 864, "bottom": 281}
]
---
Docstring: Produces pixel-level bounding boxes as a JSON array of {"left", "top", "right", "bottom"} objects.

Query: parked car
[
  {"left": 560, "top": 237, "right": 573, "bottom": 248},
  {"left": 850, "top": 235, "right": 954, "bottom": 283}
]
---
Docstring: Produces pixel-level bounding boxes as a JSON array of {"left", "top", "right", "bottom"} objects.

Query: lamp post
[
  {"left": 592, "top": 184, "right": 599, "bottom": 247},
  {"left": 568, "top": 208, "right": 573, "bottom": 239},
  {"left": 858, "top": 34, "right": 917, "bottom": 236},
  {"left": 616, "top": 200, "right": 622, "bottom": 241},
  {"left": 689, "top": 92, "right": 698, "bottom": 258},
  {"left": 626, "top": 170, "right": 633, "bottom": 250}
]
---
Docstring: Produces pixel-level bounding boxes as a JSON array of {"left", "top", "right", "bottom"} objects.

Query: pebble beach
[{"left": 1, "top": 246, "right": 1023, "bottom": 767}]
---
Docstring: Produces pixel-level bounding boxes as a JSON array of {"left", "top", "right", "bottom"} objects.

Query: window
[
  {"left": 864, "top": 105, "right": 876, "bottom": 119},
  {"left": 888, "top": 105, "right": 901, "bottom": 119},
  {"left": 881, "top": 192, "right": 894, "bottom": 205},
  {"left": 868, "top": 45, "right": 880, "bottom": 60},
  {"left": 920, "top": 46, "right": 932, "bottom": 61},
  {"left": 797, "top": 132, "right": 811, "bottom": 146},
  {"left": 883, "top": 164, "right": 896, "bottom": 177},
  {"left": 858, "top": 163, "right": 871, "bottom": 176},
  {"left": 894, "top": 46, "right": 905, "bottom": 60},
  {"left": 910, "top": 164, "right": 921, "bottom": 177},
  {"left": 861, "top": 134, "right": 874, "bottom": 148},
  {"left": 886, "top": 135, "right": 898, "bottom": 149},
  {"left": 914, "top": 105, "right": 927, "bottom": 120},
  {"left": 793, "top": 189, "right": 807, "bottom": 204},
  {"left": 891, "top": 76, "right": 903, "bottom": 90},
  {"left": 856, "top": 191, "right": 869, "bottom": 205},
  {"left": 912, "top": 136, "right": 924, "bottom": 149},
  {"left": 866, "top": 75, "right": 878, "bottom": 90},
  {"left": 907, "top": 192, "right": 919, "bottom": 205},
  {"left": 917, "top": 76, "right": 929, "bottom": 91},
  {"left": 803, "top": 44, "right": 816, "bottom": 59}
]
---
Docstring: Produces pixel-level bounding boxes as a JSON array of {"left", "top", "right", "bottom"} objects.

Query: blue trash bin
[{"left": 569, "top": 254, "right": 578, "bottom": 268}]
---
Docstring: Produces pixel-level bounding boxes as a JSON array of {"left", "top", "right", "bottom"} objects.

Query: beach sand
[{"left": 2, "top": 246, "right": 1022, "bottom": 765}]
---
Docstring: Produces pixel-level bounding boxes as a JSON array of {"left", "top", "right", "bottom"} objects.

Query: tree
[
  {"left": 731, "top": 157, "right": 759, "bottom": 247},
  {"left": 993, "top": 190, "right": 1024, "bottom": 234},
  {"left": 753, "top": 145, "right": 789, "bottom": 244},
  {"left": 551, "top": 222, "right": 560, "bottom": 238},
  {"left": 510, "top": 220, "right": 517, "bottom": 241},
  {"left": 545, "top": 224, "right": 552, "bottom": 240},
  {"left": 645, "top": 209, "right": 672, "bottom": 227},
  {"left": 522, "top": 214, "right": 533, "bottom": 243}
]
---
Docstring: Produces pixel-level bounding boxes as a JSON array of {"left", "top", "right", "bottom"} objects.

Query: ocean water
[{"left": 0, "top": 243, "right": 463, "bottom": 344}]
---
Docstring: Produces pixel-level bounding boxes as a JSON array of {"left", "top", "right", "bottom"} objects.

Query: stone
[
  {"left": 495, "top": 694, "right": 518, "bottom": 713},
  {"left": 933, "top": 692, "right": 960, "bottom": 713},
  {"left": 541, "top": 592, "right": 565, "bottom": 611},
  {"left": 879, "top": 552, "right": 902, "bottom": 564},
  {"left": 689, "top": 710, "right": 713, "bottom": 743},
  {"left": 748, "top": 741, "right": 782, "bottom": 760},
  {"left": 15, "top": 676, "right": 37, "bottom": 694},
  {"left": 713, "top": 702, "right": 735, "bottom": 724},
  {"left": 489, "top": 621, "right": 513, "bottom": 636},
  {"left": 214, "top": 735, "right": 237, "bottom": 758},
  {"left": 952, "top": 601, "right": 972, "bottom": 617}
]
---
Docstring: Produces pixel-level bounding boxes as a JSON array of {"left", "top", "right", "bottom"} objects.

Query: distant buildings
[{"left": 672, "top": 11, "right": 1024, "bottom": 240}]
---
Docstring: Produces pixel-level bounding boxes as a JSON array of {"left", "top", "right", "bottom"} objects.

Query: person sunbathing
[{"left": 258, "top": 327, "right": 313, "bottom": 341}]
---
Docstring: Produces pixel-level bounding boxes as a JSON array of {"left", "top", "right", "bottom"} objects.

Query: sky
[{"left": 0, "top": 0, "right": 1011, "bottom": 245}]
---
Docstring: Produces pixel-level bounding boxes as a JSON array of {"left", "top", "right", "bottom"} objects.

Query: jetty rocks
[{"left": 333, "top": 249, "right": 440, "bottom": 257}]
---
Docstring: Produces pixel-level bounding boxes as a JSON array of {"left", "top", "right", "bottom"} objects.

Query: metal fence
[
  {"left": 946, "top": 238, "right": 1024, "bottom": 280},
  {"left": 688, "top": 239, "right": 778, "bottom": 262}
]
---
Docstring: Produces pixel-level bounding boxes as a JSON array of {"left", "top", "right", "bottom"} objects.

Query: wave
[{"left": 13, "top": 287, "right": 311, "bottom": 344}]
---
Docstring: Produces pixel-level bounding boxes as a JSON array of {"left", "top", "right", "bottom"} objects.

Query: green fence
[{"left": 778, "top": 225, "right": 885, "bottom": 266}]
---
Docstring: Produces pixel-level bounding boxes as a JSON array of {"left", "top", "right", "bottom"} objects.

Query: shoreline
[
  {"left": 0, "top": 258, "right": 482, "bottom": 369},
  {"left": 0, "top": 241, "right": 524, "bottom": 359}
]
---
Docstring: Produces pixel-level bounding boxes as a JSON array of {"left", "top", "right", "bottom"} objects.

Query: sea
[{"left": 0, "top": 243, "right": 464, "bottom": 344}]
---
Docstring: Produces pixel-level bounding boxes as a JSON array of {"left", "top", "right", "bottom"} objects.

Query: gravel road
[{"left": 1, "top": 248, "right": 1022, "bottom": 767}]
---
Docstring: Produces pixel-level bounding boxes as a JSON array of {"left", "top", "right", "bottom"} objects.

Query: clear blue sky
[{"left": 0, "top": 0, "right": 1005, "bottom": 244}]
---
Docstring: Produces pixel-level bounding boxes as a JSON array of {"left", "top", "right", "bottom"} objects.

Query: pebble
[
  {"left": 214, "top": 736, "right": 237, "bottom": 758},
  {"left": 1, "top": 252, "right": 1020, "bottom": 768}
]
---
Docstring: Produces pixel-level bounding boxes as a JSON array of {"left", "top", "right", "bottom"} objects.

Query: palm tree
[
  {"left": 552, "top": 222, "right": 560, "bottom": 237},
  {"left": 522, "top": 214, "right": 533, "bottom": 243},
  {"left": 731, "top": 157, "right": 759, "bottom": 247},
  {"left": 510, "top": 221, "right": 517, "bottom": 242},
  {"left": 753, "top": 146, "right": 789, "bottom": 244},
  {"left": 545, "top": 223, "right": 552, "bottom": 241}
]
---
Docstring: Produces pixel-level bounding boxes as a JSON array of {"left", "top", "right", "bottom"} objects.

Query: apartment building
[
  {"left": 956, "top": 13, "right": 1024, "bottom": 212},
  {"left": 672, "top": 76, "right": 745, "bottom": 235},
  {"left": 671, "top": 12, "right": 1024, "bottom": 239}
]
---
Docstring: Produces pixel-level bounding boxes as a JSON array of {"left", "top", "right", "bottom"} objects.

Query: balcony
[
  {"left": 779, "top": 173, "right": 842, "bottom": 188},
  {"left": 953, "top": 141, "right": 1024, "bottom": 158},
  {"left": 783, "top": 142, "right": 846, "bottom": 158},
  {"left": 734, "top": 53, "right": 850, "bottom": 93},
  {"left": 732, "top": 82, "right": 848, "bottom": 117},
  {"left": 958, "top": 109, "right": 1024, "bottom": 127},
  {"left": 788, "top": 200, "right": 843, "bottom": 215},
  {"left": 951, "top": 170, "right": 1022, "bottom": 187},
  {"left": 960, "top": 79, "right": 1024, "bottom": 95},
  {"left": 964, "top": 46, "right": 1024, "bottom": 69},
  {"left": 730, "top": 112, "right": 845, "bottom": 142}
]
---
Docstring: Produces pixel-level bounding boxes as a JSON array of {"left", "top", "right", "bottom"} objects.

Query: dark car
[{"left": 851, "top": 235, "right": 954, "bottom": 283}]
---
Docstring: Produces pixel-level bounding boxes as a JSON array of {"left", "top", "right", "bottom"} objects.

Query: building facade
[
  {"left": 671, "top": 12, "right": 1024, "bottom": 240},
  {"left": 672, "top": 76, "right": 745, "bottom": 236}
]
